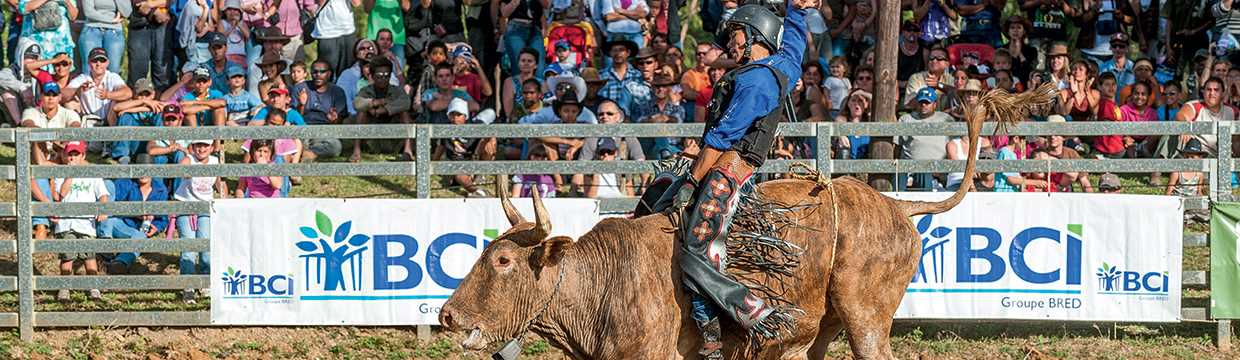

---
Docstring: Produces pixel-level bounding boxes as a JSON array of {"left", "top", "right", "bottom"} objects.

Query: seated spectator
[
  {"left": 501, "top": 48, "right": 542, "bottom": 120},
  {"left": 179, "top": 67, "right": 227, "bottom": 127},
  {"left": 337, "top": 39, "right": 381, "bottom": 116},
  {"left": 1092, "top": 73, "right": 1127, "bottom": 158},
  {"left": 580, "top": 98, "right": 646, "bottom": 193},
  {"left": 415, "top": 63, "right": 479, "bottom": 123},
  {"left": 1119, "top": 58, "right": 1160, "bottom": 106},
  {"left": 904, "top": 46, "right": 954, "bottom": 108},
  {"left": 254, "top": 52, "right": 292, "bottom": 99},
  {"left": 65, "top": 48, "right": 133, "bottom": 128},
  {"left": 1098, "top": 173, "right": 1122, "bottom": 193},
  {"left": 107, "top": 78, "right": 162, "bottom": 164},
  {"left": 223, "top": 67, "right": 262, "bottom": 126},
  {"left": 293, "top": 60, "right": 348, "bottom": 162},
  {"left": 102, "top": 154, "right": 169, "bottom": 274},
  {"left": 1157, "top": 82, "right": 1183, "bottom": 121},
  {"left": 252, "top": 88, "right": 307, "bottom": 126},
  {"left": 235, "top": 139, "right": 285, "bottom": 199},
  {"left": 898, "top": 87, "right": 952, "bottom": 191},
  {"left": 246, "top": 27, "right": 295, "bottom": 97},
  {"left": 637, "top": 74, "right": 684, "bottom": 159},
  {"left": 173, "top": 139, "right": 226, "bottom": 303},
  {"left": 23, "top": 83, "right": 82, "bottom": 164},
  {"left": 510, "top": 145, "right": 557, "bottom": 198},
  {"left": 1042, "top": 132, "right": 1093, "bottom": 192},
  {"left": 585, "top": 138, "right": 632, "bottom": 198},
  {"left": 146, "top": 104, "right": 188, "bottom": 166},
  {"left": 993, "top": 135, "right": 1046, "bottom": 192},
  {"left": 53, "top": 141, "right": 109, "bottom": 301},
  {"left": 373, "top": 29, "right": 407, "bottom": 83},
  {"left": 352, "top": 57, "right": 413, "bottom": 162},
  {"left": 853, "top": 65, "right": 875, "bottom": 93},
  {"left": 289, "top": 63, "right": 309, "bottom": 90},
  {"left": 451, "top": 46, "right": 493, "bottom": 103},
  {"left": 1167, "top": 138, "right": 1207, "bottom": 197},
  {"left": 432, "top": 99, "right": 493, "bottom": 197},
  {"left": 1, "top": 44, "right": 60, "bottom": 126},
  {"left": 242, "top": 109, "right": 302, "bottom": 166},
  {"left": 1175, "top": 77, "right": 1230, "bottom": 156}
]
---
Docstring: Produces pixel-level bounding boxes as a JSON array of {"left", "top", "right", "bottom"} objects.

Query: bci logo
[
  {"left": 1095, "top": 262, "right": 1169, "bottom": 294},
  {"left": 221, "top": 267, "right": 294, "bottom": 296},
  {"left": 913, "top": 215, "right": 1083, "bottom": 285},
  {"left": 295, "top": 211, "right": 495, "bottom": 292}
]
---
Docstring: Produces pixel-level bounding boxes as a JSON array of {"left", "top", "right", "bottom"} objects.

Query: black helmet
[{"left": 714, "top": 3, "right": 784, "bottom": 55}]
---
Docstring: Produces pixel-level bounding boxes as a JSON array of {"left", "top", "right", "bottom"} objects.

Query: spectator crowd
[{"left": 5, "top": 0, "right": 1231, "bottom": 300}]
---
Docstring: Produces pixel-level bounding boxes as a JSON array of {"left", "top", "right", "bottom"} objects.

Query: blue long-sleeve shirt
[
  {"left": 704, "top": 4, "right": 808, "bottom": 150},
  {"left": 112, "top": 178, "right": 170, "bottom": 234}
]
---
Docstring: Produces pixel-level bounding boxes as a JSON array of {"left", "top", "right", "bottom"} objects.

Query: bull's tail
[{"left": 896, "top": 83, "right": 1059, "bottom": 217}]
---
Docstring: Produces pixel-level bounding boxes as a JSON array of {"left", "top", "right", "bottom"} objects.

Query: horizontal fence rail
[{"left": 0, "top": 121, "right": 1230, "bottom": 343}]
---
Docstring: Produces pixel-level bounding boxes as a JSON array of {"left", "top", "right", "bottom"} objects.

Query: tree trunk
[{"left": 868, "top": 0, "right": 902, "bottom": 191}]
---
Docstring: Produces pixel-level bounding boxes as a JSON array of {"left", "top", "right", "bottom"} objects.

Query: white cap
[
  {"left": 190, "top": 139, "right": 213, "bottom": 146},
  {"left": 473, "top": 109, "right": 496, "bottom": 124},
  {"left": 447, "top": 98, "right": 469, "bottom": 117}
]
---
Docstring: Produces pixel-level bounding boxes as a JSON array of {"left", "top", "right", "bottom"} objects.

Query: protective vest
[{"left": 703, "top": 63, "right": 795, "bottom": 167}]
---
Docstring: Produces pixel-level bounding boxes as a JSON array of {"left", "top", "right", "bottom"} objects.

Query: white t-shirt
[
  {"left": 313, "top": 0, "right": 356, "bottom": 39},
  {"left": 601, "top": 0, "right": 646, "bottom": 34},
  {"left": 53, "top": 177, "right": 108, "bottom": 235},
  {"left": 174, "top": 154, "right": 220, "bottom": 201},
  {"left": 823, "top": 77, "right": 851, "bottom": 110},
  {"left": 594, "top": 173, "right": 626, "bottom": 198},
  {"left": 22, "top": 106, "right": 81, "bottom": 128},
  {"left": 68, "top": 71, "right": 126, "bottom": 120}
]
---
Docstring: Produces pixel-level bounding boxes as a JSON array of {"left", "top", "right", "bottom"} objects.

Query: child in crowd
[
  {"left": 1167, "top": 139, "right": 1207, "bottom": 197},
  {"left": 223, "top": 68, "right": 262, "bottom": 126},
  {"left": 290, "top": 62, "right": 309, "bottom": 89},
  {"left": 235, "top": 140, "right": 285, "bottom": 198},
  {"left": 510, "top": 145, "right": 557, "bottom": 198},
  {"left": 53, "top": 141, "right": 109, "bottom": 301},
  {"left": 823, "top": 57, "right": 852, "bottom": 116},
  {"left": 173, "top": 139, "right": 226, "bottom": 304},
  {"left": 242, "top": 109, "right": 302, "bottom": 164}
]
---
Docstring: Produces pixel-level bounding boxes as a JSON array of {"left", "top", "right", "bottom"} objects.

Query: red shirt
[
  {"left": 454, "top": 73, "right": 483, "bottom": 103},
  {"left": 1092, "top": 98, "right": 1126, "bottom": 155}
]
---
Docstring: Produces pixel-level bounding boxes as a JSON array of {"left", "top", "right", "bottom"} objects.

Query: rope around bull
[{"left": 492, "top": 263, "right": 566, "bottom": 360}]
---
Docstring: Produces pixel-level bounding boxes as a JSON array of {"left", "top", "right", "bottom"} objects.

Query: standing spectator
[
  {"left": 898, "top": 87, "right": 952, "bottom": 191},
  {"left": 64, "top": 48, "right": 132, "bottom": 123},
  {"left": 1093, "top": 72, "right": 1129, "bottom": 158},
  {"left": 599, "top": 39, "right": 649, "bottom": 120},
  {"left": 269, "top": 0, "right": 313, "bottom": 62},
  {"left": 914, "top": 0, "right": 954, "bottom": 44},
  {"left": 365, "top": 0, "right": 408, "bottom": 66},
  {"left": 451, "top": 47, "right": 492, "bottom": 104},
  {"left": 311, "top": 0, "right": 360, "bottom": 78},
  {"left": 127, "top": 0, "right": 173, "bottom": 90},
  {"left": 1047, "top": 42, "right": 1071, "bottom": 87},
  {"left": 179, "top": 67, "right": 227, "bottom": 126},
  {"left": 79, "top": 0, "right": 131, "bottom": 74},
  {"left": 1099, "top": 33, "right": 1135, "bottom": 90},
  {"left": 203, "top": 32, "right": 244, "bottom": 94},
  {"left": 173, "top": 139, "right": 224, "bottom": 303},
  {"left": 638, "top": 73, "right": 684, "bottom": 159},
  {"left": 496, "top": 0, "right": 546, "bottom": 73},
  {"left": 500, "top": 48, "right": 540, "bottom": 120},
  {"left": 18, "top": 0, "right": 78, "bottom": 61},
  {"left": 897, "top": 21, "right": 925, "bottom": 91},
  {"left": 952, "top": 0, "right": 1002, "bottom": 46},
  {"left": 1073, "top": 0, "right": 1126, "bottom": 64},
  {"left": 352, "top": 57, "right": 412, "bottom": 161},
  {"left": 680, "top": 43, "right": 718, "bottom": 105},
  {"left": 293, "top": 60, "right": 347, "bottom": 161},
  {"left": 602, "top": 0, "right": 648, "bottom": 48},
  {"left": 216, "top": 0, "right": 249, "bottom": 64},
  {"left": 904, "top": 46, "right": 953, "bottom": 107},
  {"left": 246, "top": 27, "right": 293, "bottom": 96},
  {"left": 823, "top": 57, "right": 851, "bottom": 116},
  {"left": 52, "top": 141, "right": 109, "bottom": 301},
  {"left": 175, "top": 0, "right": 215, "bottom": 67},
  {"left": 1001, "top": 15, "right": 1036, "bottom": 82},
  {"left": 235, "top": 139, "right": 285, "bottom": 198},
  {"left": 107, "top": 78, "right": 161, "bottom": 163},
  {"left": 102, "top": 153, "right": 169, "bottom": 274},
  {"left": 1024, "top": 0, "right": 1070, "bottom": 68}
]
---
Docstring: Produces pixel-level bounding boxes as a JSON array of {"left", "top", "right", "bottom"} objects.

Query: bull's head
[{"left": 439, "top": 176, "right": 573, "bottom": 350}]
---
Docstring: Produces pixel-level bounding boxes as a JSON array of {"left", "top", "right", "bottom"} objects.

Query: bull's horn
[
  {"left": 531, "top": 183, "right": 552, "bottom": 237},
  {"left": 497, "top": 175, "right": 526, "bottom": 226}
]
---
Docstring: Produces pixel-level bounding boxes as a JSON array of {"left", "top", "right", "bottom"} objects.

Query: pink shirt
[
  {"left": 240, "top": 176, "right": 280, "bottom": 198},
  {"left": 274, "top": 0, "right": 316, "bottom": 37}
]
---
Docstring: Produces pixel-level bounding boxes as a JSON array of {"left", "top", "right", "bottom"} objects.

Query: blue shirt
[
  {"left": 1099, "top": 59, "right": 1135, "bottom": 91},
  {"left": 208, "top": 61, "right": 244, "bottom": 94},
  {"left": 180, "top": 89, "right": 225, "bottom": 124},
  {"left": 111, "top": 178, "right": 170, "bottom": 234},
  {"left": 253, "top": 107, "right": 307, "bottom": 125},
  {"left": 704, "top": 3, "right": 808, "bottom": 150},
  {"left": 223, "top": 90, "right": 263, "bottom": 124},
  {"left": 994, "top": 147, "right": 1021, "bottom": 192},
  {"left": 598, "top": 65, "right": 649, "bottom": 118}
]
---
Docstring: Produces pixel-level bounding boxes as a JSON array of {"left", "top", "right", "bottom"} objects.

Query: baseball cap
[
  {"left": 162, "top": 103, "right": 183, "bottom": 119},
  {"left": 205, "top": 32, "right": 227, "bottom": 46},
  {"left": 193, "top": 67, "right": 211, "bottom": 81},
  {"left": 1099, "top": 173, "right": 1121, "bottom": 190},
  {"left": 555, "top": 40, "right": 571, "bottom": 51},
  {"left": 597, "top": 138, "right": 618, "bottom": 153},
  {"left": 88, "top": 47, "right": 108, "bottom": 62},
  {"left": 1110, "top": 32, "right": 1129, "bottom": 45},
  {"left": 224, "top": 0, "right": 241, "bottom": 10},
  {"left": 226, "top": 66, "right": 245, "bottom": 78},
  {"left": 268, "top": 87, "right": 289, "bottom": 96},
  {"left": 63, "top": 141, "right": 86, "bottom": 154},
  {"left": 916, "top": 87, "right": 938, "bottom": 103},
  {"left": 133, "top": 78, "right": 155, "bottom": 95},
  {"left": 41, "top": 82, "right": 60, "bottom": 95},
  {"left": 447, "top": 98, "right": 469, "bottom": 117},
  {"left": 22, "top": 43, "right": 41, "bottom": 59},
  {"left": 190, "top": 139, "right": 213, "bottom": 146},
  {"left": 452, "top": 45, "right": 474, "bottom": 59}
]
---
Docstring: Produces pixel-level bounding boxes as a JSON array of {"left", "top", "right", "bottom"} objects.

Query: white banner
[
  {"left": 888, "top": 192, "right": 1183, "bottom": 321},
  {"left": 210, "top": 198, "right": 601, "bottom": 325}
]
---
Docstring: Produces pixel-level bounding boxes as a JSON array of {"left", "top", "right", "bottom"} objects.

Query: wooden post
[{"left": 867, "top": 0, "right": 902, "bottom": 191}]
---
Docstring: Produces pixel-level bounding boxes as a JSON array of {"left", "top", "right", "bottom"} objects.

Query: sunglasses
[
  {"left": 90, "top": 58, "right": 108, "bottom": 63},
  {"left": 373, "top": 71, "right": 391, "bottom": 77},
  {"left": 312, "top": 68, "right": 330, "bottom": 74},
  {"left": 857, "top": 76, "right": 873, "bottom": 81},
  {"left": 522, "top": 90, "right": 539, "bottom": 95},
  {"left": 598, "top": 150, "right": 616, "bottom": 156},
  {"left": 639, "top": 60, "right": 657, "bottom": 65},
  {"left": 43, "top": 91, "right": 60, "bottom": 96},
  {"left": 599, "top": 111, "right": 619, "bottom": 116},
  {"left": 53, "top": 62, "right": 70, "bottom": 67},
  {"left": 930, "top": 56, "right": 948, "bottom": 61}
]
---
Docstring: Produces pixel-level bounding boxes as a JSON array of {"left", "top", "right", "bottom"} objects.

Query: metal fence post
[
  {"left": 415, "top": 125, "right": 432, "bottom": 199},
  {"left": 15, "top": 130, "right": 33, "bottom": 341},
  {"left": 1215, "top": 121, "right": 1233, "bottom": 201},
  {"left": 816, "top": 122, "right": 833, "bottom": 178}
]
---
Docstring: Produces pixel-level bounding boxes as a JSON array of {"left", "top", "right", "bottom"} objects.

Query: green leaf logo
[{"left": 316, "top": 210, "right": 333, "bottom": 237}]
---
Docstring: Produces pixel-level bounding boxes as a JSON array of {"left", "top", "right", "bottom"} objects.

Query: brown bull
[{"left": 439, "top": 85, "right": 1057, "bottom": 359}]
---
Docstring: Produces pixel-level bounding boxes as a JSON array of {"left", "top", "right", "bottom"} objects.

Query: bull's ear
[{"left": 534, "top": 236, "right": 574, "bottom": 268}]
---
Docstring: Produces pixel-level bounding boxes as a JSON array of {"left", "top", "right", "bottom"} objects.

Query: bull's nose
[{"left": 439, "top": 305, "right": 458, "bottom": 330}]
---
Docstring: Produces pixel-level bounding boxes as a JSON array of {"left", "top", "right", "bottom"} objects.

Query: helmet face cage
[{"left": 714, "top": 5, "right": 784, "bottom": 62}]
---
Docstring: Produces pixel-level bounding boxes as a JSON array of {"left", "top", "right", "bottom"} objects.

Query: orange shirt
[
  {"left": 682, "top": 68, "right": 710, "bottom": 94},
  {"left": 1118, "top": 82, "right": 1162, "bottom": 108}
]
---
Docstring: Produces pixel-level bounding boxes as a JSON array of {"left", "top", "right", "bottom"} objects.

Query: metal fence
[{"left": 0, "top": 121, "right": 1230, "bottom": 347}]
